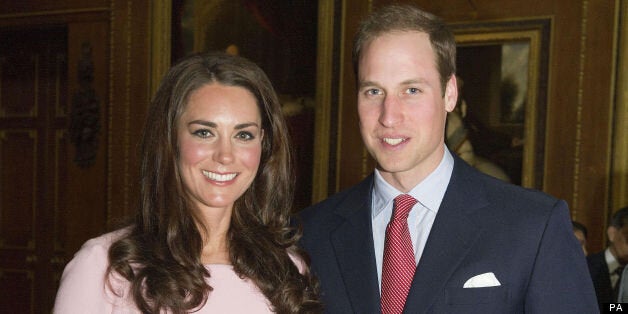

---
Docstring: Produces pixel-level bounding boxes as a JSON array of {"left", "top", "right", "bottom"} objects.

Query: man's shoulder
[
  {"left": 488, "top": 177, "right": 557, "bottom": 206},
  {"left": 453, "top": 158, "right": 559, "bottom": 211},
  {"left": 298, "top": 175, "right": 373, "bottom": 221},
  {"left": 298, "top": 187, "right": 361, "bottom": 225},
  {"left": 453, "top": 154, "right": 555, "bottom": 199}
]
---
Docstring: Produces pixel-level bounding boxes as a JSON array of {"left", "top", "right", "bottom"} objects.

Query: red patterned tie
[{"left": 381, "top": 194, "right": 418, "bottom": 314}]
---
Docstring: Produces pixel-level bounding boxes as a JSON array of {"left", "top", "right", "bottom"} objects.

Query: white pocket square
[{"left": 463, "top": 272, "right": 501, "bottom": 288}]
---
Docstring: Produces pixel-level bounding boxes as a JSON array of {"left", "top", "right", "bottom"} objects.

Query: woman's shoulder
[
  {"left": 79, "top": 227, "right": 131, "bottom": 253},
  {"left": 54, "top": 227, "right": 134, "bottom": 313},
  {"left": 61, "top": 227, "right": 132, "bottom": 279},
  {"left": 68, "top": 228, "right": 122, "bottom": 263}
]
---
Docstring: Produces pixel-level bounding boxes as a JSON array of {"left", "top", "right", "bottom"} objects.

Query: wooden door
[
  {"left": 0, "top": 25, "right": 69, "bottom": 313},
  {"left": 0, "top": 21, "right": 112, "bottom": 313}
]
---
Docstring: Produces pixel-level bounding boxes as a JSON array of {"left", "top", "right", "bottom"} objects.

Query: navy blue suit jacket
[
  {"left": 587, "top": 251, "right": 613, "bottom": 304},
  {"left": 298, "top": 154, "right": 598, "bottom": 313}
]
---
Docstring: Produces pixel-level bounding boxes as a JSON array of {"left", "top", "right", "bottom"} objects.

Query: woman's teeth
[{"left": 202, "top": 170, "right": 237, "bottom": 182}]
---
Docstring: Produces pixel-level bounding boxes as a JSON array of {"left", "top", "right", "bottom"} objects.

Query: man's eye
[
  {"left": 407, "top": 87, "right": 421, "bottom": 94},
  {"left": 366, "top": 89, "right": 382, "bottom": 96}
]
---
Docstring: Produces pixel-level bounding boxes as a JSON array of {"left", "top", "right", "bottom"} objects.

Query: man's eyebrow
[
  {"left": 400, "top": 78, "right": 428, "bottom": 85},
  {"left": 358, "top": 80, "right": 379, "bottom": 89},
  {"left": 358, "top": 78, "right": 429, "bottom": 89}
]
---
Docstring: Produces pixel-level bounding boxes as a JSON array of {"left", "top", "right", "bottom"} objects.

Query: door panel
[
  {"left": 0, "top": 131, "right": 36, "bottom": 249},
  {"left": 0, "top": 26, "right": 68, "bottom": 314}
]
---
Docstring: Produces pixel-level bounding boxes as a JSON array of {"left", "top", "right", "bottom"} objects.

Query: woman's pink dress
[{"left": 53, "top": 230, "right": 284, "bottom": 313}]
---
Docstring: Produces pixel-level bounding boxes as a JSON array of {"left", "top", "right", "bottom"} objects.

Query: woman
[{"left": 54, "top": 52, "right": 322, "bottom": 313}]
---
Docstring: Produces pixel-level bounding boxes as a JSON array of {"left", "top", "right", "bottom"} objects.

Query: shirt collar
[
  {"left": 606, "top": 248, "right": 621, "bottom": 273},
  {"left": 372, "top": 147, "right": 454, "bottom": 218}
]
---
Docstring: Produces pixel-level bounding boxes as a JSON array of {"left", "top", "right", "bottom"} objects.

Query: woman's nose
[{"left": 213, "top": 138, "right": 234, "bottom": 164}]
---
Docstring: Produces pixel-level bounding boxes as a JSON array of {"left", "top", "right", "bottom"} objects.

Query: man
[
  {"left": 573, "top": 220, "right": 589, "bottom": 256},
  {"left": 297, "top": 4, "right": 597, "bottom": 313},
  {"left": 588, "top": 207, "right": 628, "bottom": 304}
]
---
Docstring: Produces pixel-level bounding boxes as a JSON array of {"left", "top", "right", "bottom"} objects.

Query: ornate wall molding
[
  {"left": 312, "top": 0, "right": 336, "bottom": 202},
  {"left": 571, "top": 0, "right": 588, "bottom": 214},
  {"left": 69, "top": 41, "right": 100, "bottom": 168},
  {"left": 150, "top": 0, "right": 171, "bottom": 96},
  {"left": 611, "top": 0, "right": 628, "bottom": 212}
]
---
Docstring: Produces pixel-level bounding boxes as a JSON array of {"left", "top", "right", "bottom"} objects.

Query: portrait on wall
[
  {"left": 448, "top": 19, "right": 551, "bottom": 188},
  {"left": 171, "top": 0, "right": 319, "bottom": 210}
]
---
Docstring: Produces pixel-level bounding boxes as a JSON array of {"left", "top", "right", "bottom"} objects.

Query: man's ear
[{"left": 444, "top": 75, "right": 458, "bottom": 113}]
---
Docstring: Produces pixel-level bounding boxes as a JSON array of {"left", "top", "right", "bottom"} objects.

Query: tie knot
[{"left": 393, "top": 194, "right": 418, "bottom": 220}]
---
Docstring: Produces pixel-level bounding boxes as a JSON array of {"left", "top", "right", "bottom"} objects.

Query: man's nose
[{"left": 378, "top": 95, "right": 403, "bottom": 127}]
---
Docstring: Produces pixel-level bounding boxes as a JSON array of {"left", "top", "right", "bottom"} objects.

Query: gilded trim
[
  {"left": 150, "top": 0, "right": 172, "bottom": 96},
  {"left": 55, "top": 53, "right": 66, "bottom": 117},
  {"left": 123, "top": 0, "right": 132, "bottom": 217},
  {"left": 611, "top": 0, "right": 628, "bottom": 211},
  {"left": 360, "top": 0, "right": 374, "bottom": 180},
  {"left": 54, "top": 130, "right": 67, "bottom": 251},
  {"left": 29, "top": 129, "right": 37, "bottom": 251},
  {"left": 312, "top": 0, "right": 336, "bottom": 202},
  {"left": 0, "top": 7, "right": 109, "bottom": 19},
  {"left": 334, "top": 0, "right": 347, "bottom": 193},
  {"left": 107, "top": 0, "right": 116, "bottom": 226},
  {"left": 572, "top": 0, "right": 588, "bottom": 214},
  {"left": 542, "top": 17, "right": 556, "bottom": 195}
]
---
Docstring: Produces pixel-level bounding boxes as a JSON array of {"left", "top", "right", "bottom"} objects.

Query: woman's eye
[
  {"left": 236, "top": 131, "right": 254, "bottom": 141},
  {"left": 192, "top": 129, "right": 212, "bottom": 138}
]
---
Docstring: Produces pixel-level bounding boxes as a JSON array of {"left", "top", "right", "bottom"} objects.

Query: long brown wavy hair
[{"left": 106, "top": 52, "right": 322, "bottom": 313}]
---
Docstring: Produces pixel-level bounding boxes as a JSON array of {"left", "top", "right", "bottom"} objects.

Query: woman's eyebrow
[
  {"left": 235, "top": 122, "right": 260, "bottom": 130},
  {"left": 188, "top": 120, "right": 259, "bottom": 130},
  {"left": 188, "top": 120, "right": 216, "bottom": 128}
]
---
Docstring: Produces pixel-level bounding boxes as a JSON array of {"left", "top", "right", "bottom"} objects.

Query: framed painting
[{"left": 448, "top": 18, "right": 551, "bottom": 188}]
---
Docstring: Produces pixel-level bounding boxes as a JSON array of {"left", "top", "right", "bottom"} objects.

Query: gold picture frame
[
  {"left": 450, "top": 18, "right": 551, "bottom": 188},
  {"left": 611, "top": 0, "right": 628, "bottom": 212}
]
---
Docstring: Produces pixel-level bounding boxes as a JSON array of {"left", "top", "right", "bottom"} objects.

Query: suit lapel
[
  {"left": 330, "top": 176, "right": 381, "bottom": 314},
  {"left": 404, "top": 156, "right": 489, "bottom": 313}
]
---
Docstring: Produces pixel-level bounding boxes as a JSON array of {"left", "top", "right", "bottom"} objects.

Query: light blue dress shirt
[{"left": 371, "top": 147, "right": 454, "bottom": 289}]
